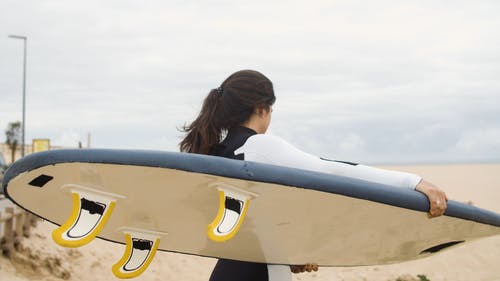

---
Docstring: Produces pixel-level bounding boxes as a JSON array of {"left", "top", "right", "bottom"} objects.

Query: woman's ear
[
  {"left": 255, "top": 107, "right": 265, "bottom": 117},
  {"left": 256, "top": 106, "right": 271, "bottom": 117}
]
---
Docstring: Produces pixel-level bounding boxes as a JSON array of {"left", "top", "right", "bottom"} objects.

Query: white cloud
[
  {"left": 451, "top": 128, "right": 500, "bottom": 157},
  {"left": 1, "top": 1, "right": 499, "bottom": 163}
]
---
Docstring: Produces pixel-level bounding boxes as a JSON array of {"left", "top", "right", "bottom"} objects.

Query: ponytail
[
  {"left": 180, "top": 70, "right": 275, "bottom": 155},
  {"left": 180, "top": 89, "right": 222, "bottom": 154}
]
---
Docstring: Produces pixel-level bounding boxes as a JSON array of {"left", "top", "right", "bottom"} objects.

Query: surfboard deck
[{"left": 3, "top": 149, "right": 500, "bottom": 267}]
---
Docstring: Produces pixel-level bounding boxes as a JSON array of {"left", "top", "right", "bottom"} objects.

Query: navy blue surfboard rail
[{"left": 3, "top": 149, "right": 500, "bottom": 228}]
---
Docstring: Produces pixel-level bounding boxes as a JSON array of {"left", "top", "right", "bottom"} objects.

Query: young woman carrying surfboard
[{"left": 180, "top": 69, "right": 448, "bottom": 281}]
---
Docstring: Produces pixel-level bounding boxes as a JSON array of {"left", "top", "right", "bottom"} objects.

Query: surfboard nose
[
  {"left": 207, "top": 183, "right": 258, "bottom": 242},
  {"left": 52, "top": 184, "right": 125, "bottom": 247}
]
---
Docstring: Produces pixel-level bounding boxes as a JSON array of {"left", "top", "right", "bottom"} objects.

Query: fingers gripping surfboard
[
  {"left": 52, "top": 184, "right": 125, "bottom": 247},
  {"left": 112, "top": 228, "right": 166, "bottom": 279},
  {"left": 207, "top": 182, "right": 258, "bottom": 242}
]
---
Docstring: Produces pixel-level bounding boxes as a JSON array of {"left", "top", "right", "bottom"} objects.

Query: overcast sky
[{"left": 1, "top": 1, "right": 499, "bottom": 164}]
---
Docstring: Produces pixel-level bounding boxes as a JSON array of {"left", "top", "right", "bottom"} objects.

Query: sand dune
[{"left": 1, "top": 164, "right": 499, "bottom": 281}]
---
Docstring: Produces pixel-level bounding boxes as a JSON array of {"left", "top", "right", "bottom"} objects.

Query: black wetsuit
[{"left": 209, "top": 126, "right": 269, "bottom": 281}]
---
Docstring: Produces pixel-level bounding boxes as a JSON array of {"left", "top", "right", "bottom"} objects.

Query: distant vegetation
[{"left": 5, "top": 121, "right": 21, "bottom": 163}]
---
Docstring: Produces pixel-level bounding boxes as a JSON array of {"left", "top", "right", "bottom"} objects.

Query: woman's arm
[{"left": 236, "top": 134, "right": 448, "bottom": 217}]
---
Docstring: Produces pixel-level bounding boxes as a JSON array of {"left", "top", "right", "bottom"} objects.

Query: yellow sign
[{"left": 33, "top": 139, "right": 50, "bottom": 152}]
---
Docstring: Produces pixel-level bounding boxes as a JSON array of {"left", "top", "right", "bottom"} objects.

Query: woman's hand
[
  {"left": 290, "top": 263, "right": 319, "bottom": 274},
  {"left": 415, "top": 179, "right": 448, "bottom": 218}
]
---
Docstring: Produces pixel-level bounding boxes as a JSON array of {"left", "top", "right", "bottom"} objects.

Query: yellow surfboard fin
[
  {"left": 112, "top": 228, "right": 166, "bottom": 279},
  {"left": 52, "top": 184, "right": 125, "bottom": 248},
  {"left": 207, "top": 183, "right": 258, "bottom": 242}
]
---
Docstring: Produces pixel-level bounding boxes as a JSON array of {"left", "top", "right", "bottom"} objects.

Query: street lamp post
[{"left": 8, "top": 35, "right": 27, "bottom": 157}]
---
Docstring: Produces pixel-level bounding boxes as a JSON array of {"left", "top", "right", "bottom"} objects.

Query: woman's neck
[
  {"left": 241, "top": 109, "right": 270, "bottom": 134},
  {"left": 240, "top": 119, "right": 265, "bottom": 134}
]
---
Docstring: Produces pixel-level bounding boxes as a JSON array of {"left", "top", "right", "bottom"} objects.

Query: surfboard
[{"left": 3, "top": 149, "right": 500, "bottom": 278}]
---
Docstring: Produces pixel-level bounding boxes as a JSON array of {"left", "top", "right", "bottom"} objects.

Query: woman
[{"left": 180, "top": 70, "right": 447, "bottom": 281}]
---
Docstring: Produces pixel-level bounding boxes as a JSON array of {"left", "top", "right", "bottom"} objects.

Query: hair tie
[{"left": 215, "top": 87, "right": 223, "bottom": 96}]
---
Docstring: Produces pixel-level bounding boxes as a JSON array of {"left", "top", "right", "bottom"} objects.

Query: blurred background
[{"left": 1, "top": 1, "right": 499, "bottom": 165}]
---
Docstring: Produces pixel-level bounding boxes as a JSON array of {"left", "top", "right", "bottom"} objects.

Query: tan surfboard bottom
[{"left": 7, "top": 162, "right": 500, "bottom": 266}]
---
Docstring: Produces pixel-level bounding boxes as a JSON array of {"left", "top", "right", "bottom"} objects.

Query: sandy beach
[{"left": 1, "top": 164, "right": 499, "bottom": 281}]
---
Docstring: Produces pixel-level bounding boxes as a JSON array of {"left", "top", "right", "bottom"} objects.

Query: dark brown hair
[{"left": 179, "top": 70, "right": 276, "bottom": 154}]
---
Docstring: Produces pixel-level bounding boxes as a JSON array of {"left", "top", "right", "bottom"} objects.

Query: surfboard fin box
[
  {"left": 112, "top": 227, "right": 166, "bottom": 279},
  {"left": 207, "top": 183, "right": 258, "bottom": 242},
  {"left": 52, "top": 184, "right": 125, "bottom": 248}
]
